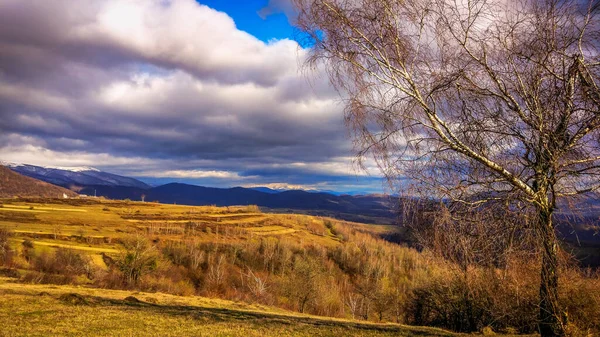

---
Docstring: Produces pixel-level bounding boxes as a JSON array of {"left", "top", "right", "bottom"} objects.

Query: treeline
[{"left": 0, "top": 222, "right": 599, "bottom": 335}]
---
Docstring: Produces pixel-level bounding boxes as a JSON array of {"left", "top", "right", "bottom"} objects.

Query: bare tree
[
  {"left": 344, "top": 291, "right": 362, "bottom": 319},
  {"left": 245, "top": 268, "right": 269, "bottom": 299},
  {"left": 405, "top": 198, "right": 536, "bottom": 271},
  {"left": 186, "top": 241, "right": 205, "bottom": 271},
  {"left": 293, "top": 0, "right": 600, "bottom": 335},
  {"left": 207, "top": 253, "right": 227, "bottom": 287},
  {"left": 288, "top": 258, "right": 320, "bottom": 313}
]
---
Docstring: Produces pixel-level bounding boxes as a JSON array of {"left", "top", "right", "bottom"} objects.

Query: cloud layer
[{"left": 0, "top": 0, "right": 382, "bottom": 193}]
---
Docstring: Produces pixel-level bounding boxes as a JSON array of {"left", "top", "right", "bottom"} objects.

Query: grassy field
[
  {"left": 0, "top": 198, "right": 392, "bottom": 240},
  {"left": 0, "top": 277, "right": 462, "bottom": 337},
  {"left": 0, "top": 198, "right": 553, "bottom": 335},
  {"left": 0, "top": 198, "right": 398, "bottom": 271},
  {"left": 0, "top": 198, "right": 429, "bottom": 337}
]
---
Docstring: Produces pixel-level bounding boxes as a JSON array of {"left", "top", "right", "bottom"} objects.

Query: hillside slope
[
  {"left": 0, "top": 199, "right": 596, "bottom": 334},
  {"left": 0, "top": 278, "right": 461, "bottom": 337},
  {"left": 0, "top": 166, "right": 77, "bottom": 198}
]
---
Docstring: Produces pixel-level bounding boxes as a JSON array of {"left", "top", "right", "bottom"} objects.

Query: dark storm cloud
[{"left": 0, "top": 0, "right": 382, "bottom": 193}]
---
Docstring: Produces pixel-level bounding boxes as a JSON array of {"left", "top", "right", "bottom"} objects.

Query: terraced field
[
  {"left": 0, "top": 198, "right": 462, "bottom": 337},
  {"left": 0, "top": 198, "right": 396, "bottom": 269},
  {"left": 0, "top": 198, "right": 545, "bottom": 336}
]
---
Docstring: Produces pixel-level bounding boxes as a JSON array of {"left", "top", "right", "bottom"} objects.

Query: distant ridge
[
  {"left": 76, "top": 182, "right": 398, "bottom": 224},
  {"left": 3, "top": 163, "right": 398, "bottom": 224},
  {"left": 0, "top": 165, "right": 78, "bottom": 198}
]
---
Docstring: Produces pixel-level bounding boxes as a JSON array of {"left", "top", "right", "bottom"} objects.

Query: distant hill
[
  {"left": 248, "top": 186, "right": 369, "bottom": 196},
  {"left": 5, "top": 163, "right": 150, "bottom": 189},
  {"left": 0, "top": 166, "right": 78, "bottom": 198},
  {"left": 76, "top": 183, "right": 399, "bottom": 224},
  {"left": 250, "top": 187, "right": 284, "bottom": 194},
  {"left": 3, "top": 163, "right": 398, "bottom": 223}
]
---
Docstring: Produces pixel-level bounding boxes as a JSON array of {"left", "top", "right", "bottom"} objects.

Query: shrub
[
  {"left": 560, "top": 268, "right": 600, "bottom": 335},
  {"left": 324, "top": 220, "right": 338, "bottom": 236},
  {"left": 0, "top": 228, "right": 14, "bottom": 266},
  {"left": 116, "top": 236, "right": 158, "bottom": 286},
  {"left": 140, "top": 276, "right": 195, "bottom": 296},
  {"left": 21, "top": 239, "right": 35, "bottom": 262},
  {"left": 27, "top": 248, "right": 93, "bottom": 284},
  {"left": 406, "top": 258, "right": 543, "bottom": 334},
  {"left": 306, "top": 220, "right": 327, "bottom": 236},
  {"left": 243, "top": 205, "right": 261, "bottom": 213}
]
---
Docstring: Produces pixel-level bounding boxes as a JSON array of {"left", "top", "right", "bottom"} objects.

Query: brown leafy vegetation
[{"left": 0, "top": 199, "right": 599, "bottom": 335}]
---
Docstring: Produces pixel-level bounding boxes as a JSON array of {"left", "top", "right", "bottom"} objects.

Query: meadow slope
[
  {"left": 0, "top": 277, "right": 465, "bottom": 337},
  {"left": 0, "top": 198, "right": 598, "bottom": 335}
]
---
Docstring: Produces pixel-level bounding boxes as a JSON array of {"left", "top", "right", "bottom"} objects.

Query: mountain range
[
  {"left": 0, "top": 166, "right": 77, "bottom": 198},
  {"left": 2, "top": 163, "right": 398, "bottom": 224},
  {"left": 1, "top": 162, "right": 599, "bottom": 265},
  {"left": 5, "top": 162, "right": 598, "bottom": 240},
  {"left": 75, "top": 183, "right": 397, "bottom": 224},
  {"left": 4, "top": 162, "right": 150, "bottom": 189}
]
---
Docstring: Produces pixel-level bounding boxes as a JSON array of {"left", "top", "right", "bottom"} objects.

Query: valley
[{"left": 0, "top": 194, "right": 599, "bottom": 335}]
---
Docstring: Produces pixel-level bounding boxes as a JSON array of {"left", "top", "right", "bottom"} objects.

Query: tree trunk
[{"left": 537, "top": 207, "right": 565, "bottom": 337}]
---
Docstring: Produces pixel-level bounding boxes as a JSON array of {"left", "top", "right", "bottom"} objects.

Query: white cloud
[
  {"left": 242, "top": 182, "right": 323, "bottom": 190},
  {"left": 0, "top": 143, "right": 154, "bottom": 169},
  {"left": 269, "top": 157, "right": 381, "bottom": 177},
  {"left": 136, "top": 169, "right": 244, "bottom": 179},
  {"left": 66, "top": 0, "right": 302, "bottom": 86},
  {"left": 0, "top": 0, "right": 384, "bottom": 193}
]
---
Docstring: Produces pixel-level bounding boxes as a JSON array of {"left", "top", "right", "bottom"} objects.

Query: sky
[{"left": 0, "top": 0, "right": 385, "bottom": 194}]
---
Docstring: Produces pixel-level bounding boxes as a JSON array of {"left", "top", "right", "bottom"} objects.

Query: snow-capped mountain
[
  {"left": 1, "top": 162, "right": 150, "bottom": 189},
  {"left": 51, "top": 166, "right": 100, "bottom": 172},
  {"left": 1, "top": 161, "right": 99, "bottom": 172}
]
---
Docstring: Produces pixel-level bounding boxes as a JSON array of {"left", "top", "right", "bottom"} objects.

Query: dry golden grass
[
  {"left": 251, "top": 228, "right": 297, "bottom": 236},
  {"left": 0, "top": 277, "right": 461, "bottom": 337},
  {"left": 0, "top": 199, "right": 554, "bottom": 335},
  {"left": 9, "top": 239, "right": 120, "bottom": 254},
  {"left": 0, "top": 198, "right": 401, "bottom": 288},
  {"left": 1, "top": 204, "right": 87, "bottom": 212},
  {"left": 0, "top": 198, "right": 390, "bottom": 250}
]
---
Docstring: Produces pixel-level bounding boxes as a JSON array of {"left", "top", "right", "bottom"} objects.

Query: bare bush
[{"left": 0, "top": 228, "right": 13, "bottom": 266}]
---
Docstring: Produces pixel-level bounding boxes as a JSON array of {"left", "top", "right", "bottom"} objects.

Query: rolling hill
[
  {"left": 76, "top": 183, "right": 398, "bottom": 224},
  {"left": 0, "top": 166, "right": 78, "bottom": 198},
  {"left": 2, "top": 163, "right": 398, "bottom": 223},
  {"left": 0, "top": 279, "right": 459, "bottom": 337}
]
